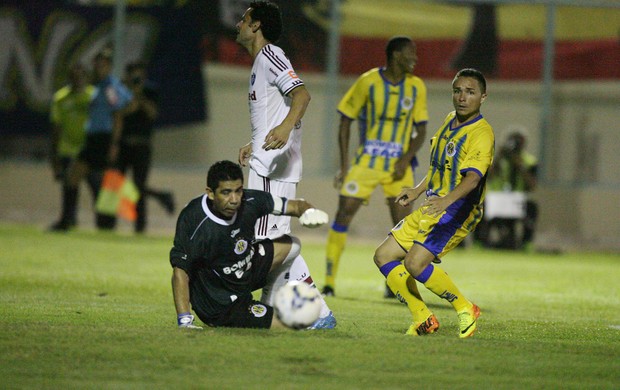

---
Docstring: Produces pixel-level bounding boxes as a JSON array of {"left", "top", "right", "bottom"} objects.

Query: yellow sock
[
  {"left": 387, "top": 264, "right": 432, "bottom": 323},
  {"left": 419, "top": 264, "right": 471, "bottom": 312},
  {"left": 325, "top": 228, "right": 347, "bottom": 288}
]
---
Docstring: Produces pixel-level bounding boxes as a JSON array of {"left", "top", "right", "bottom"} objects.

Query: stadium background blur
[{"left": 1, "top": 0, "right": 619, "bottom": 251}]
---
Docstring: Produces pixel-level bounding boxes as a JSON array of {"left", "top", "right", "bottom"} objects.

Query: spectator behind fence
[
  {"left": 49, "top": 64, "right": 94, "bottom": 231},
  {"left": 118, "top": 61, "right": 175, "bottom": 234},
  {"left": 475, "top": 127, "right": 538, "bottom": 249},
  {"left": 50, "top": 47, "right": 132, "bottom": 231}
]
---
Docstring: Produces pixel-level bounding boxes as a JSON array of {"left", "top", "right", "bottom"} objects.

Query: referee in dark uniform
[{"left": 171, "top": 160, "right": 328, "bottom": 329}]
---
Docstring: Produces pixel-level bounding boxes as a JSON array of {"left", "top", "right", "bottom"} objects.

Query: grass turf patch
[{"left": 1, "top": 223, "right": 619, "bottom": 389}]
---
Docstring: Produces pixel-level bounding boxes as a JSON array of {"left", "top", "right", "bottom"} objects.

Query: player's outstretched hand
[
  {"left": 177, "top": 313, "right": 203, "bottom": 330},
  {"left": 299, "top": 208, "right": 329, "bottom": 228}
]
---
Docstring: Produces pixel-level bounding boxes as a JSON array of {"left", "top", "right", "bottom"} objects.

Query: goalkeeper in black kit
[{"left": 170, "top": 160, "right": 332, "bottom": 330}]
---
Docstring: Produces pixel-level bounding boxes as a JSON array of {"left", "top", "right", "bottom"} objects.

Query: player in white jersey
[{"left": 235, "top": 1, "right": 336, "bottom": 329}]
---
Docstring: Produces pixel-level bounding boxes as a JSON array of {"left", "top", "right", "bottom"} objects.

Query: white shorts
[{"left": 248, "top": 169, "right": 297, "bottom": 240}]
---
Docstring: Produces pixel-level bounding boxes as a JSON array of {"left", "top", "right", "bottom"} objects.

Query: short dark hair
[
  {"left": 386, "top": 36, "right": 413, "bottom": 62},
  {"left": 207, "top": 160, "right": 244, "bottom": 190},
  {"left": 454, "top": 68, "right": 487, "bottom": 94},
  {"left": 249, "top": 1, "right": 282, "bottom": 43}
]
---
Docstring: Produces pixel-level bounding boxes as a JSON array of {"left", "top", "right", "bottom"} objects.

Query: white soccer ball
[{"left": 274, "top": 281, "right": 322, "bottom": 329}]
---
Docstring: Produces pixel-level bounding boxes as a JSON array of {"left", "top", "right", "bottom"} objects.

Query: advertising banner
[{"left": 0, "top": 1, "right": 206, "bottom": 136}]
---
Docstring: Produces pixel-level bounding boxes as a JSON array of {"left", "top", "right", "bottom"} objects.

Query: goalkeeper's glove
[
  {"left": 177, "top": 312, "right": 203, "bottom": 329},
  {"left": 299, "top": 208, "right": 328, "bottom": 228}
]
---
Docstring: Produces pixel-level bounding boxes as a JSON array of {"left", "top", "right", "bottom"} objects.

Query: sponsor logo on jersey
[
  {"left": 446, "top": 140, "right": 456, "bottom": 157},
  {"left": 269, "top": 224, "right": 278, "bottom": 231},
  {"left": 251, "top": 73, "right": 256, "bottom": 85},
  {"left": 230, "top": 228, "right": 240, "bottom": 238},
  {"left": 250, "top": 303, "right": 267, "bottom": 318},
  {"left": 223, "top": 247, "right": 254, "bottom": 279}
]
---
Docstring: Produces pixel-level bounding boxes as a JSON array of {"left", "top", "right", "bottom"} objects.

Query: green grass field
[{"left": 1, "top": 223, "right": 618, "bottom": 389}]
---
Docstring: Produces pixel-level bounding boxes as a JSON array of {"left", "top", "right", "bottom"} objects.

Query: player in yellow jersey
[
  {"left": 49, "top": 64, "right": 95, "bottom": 231},
  {"left": 322, "top": 37, "right": 428, "bottom": 298},
  {"left": 373, "top": 68, "right": 494, "bottom": 338}
]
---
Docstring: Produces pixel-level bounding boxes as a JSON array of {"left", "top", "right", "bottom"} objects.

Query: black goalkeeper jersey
[{"left": 170, "top": 189, "right": 283, "bottom": 318}]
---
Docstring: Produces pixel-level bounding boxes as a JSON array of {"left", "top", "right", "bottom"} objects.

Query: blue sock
[
  {"left": 331, "top": 222, "right": 348, "bottom": 233},
  {"left": 379, "top": 261, "right": 402, "bottom": 278},
  {"left": 414, "top": 264, "right": 435, "bottom": 283}
]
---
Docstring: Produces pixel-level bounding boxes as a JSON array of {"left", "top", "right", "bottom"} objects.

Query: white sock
[
  {"left": 260, "top": 237, "right": 300, "bottom": 306},
  {"left": 288, "top": 253, "right": 332, "bottom": 318}
]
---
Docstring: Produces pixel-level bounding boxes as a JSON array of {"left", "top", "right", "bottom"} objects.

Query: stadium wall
[{"left": 2, "top": 63, "right": 619, "bottom": 252}]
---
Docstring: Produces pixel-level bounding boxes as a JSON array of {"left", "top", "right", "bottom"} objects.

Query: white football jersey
[{"left": 248, "top": 44, "right": 304, "bottom": 182}]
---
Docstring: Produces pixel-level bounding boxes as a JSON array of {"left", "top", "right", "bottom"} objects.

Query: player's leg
[
  {"left": 248, "top": 173, "right": 335, "bottom": 326},
  {"left": 261, "top": 236, "right": 297, "bottom": 306},
  {"left": 323, "top": 195, "right": 363, "bottom": 296},
  {"left": 382, "top": 167, "right": 414, "bottom": 297},
  {"left": 404, "top": 222, "right": 480, "bottom": 338},
  {"left": 262, "top": 235, "right": 336, "bottom": 329},
  {"left": 324, "top": 165, "right": 378, "bottom": 296},
  {"left": 50, "top": 157, "right": 80, "bottom": 231},
  {"left": 130, "top": 144, "right": 150, "bottom": 233},
  {"left": 59, "top": 157, "right": 89, "bottom": 230},
  {"left": 523, "top": 200, "right": 538, "bottom": 247},
  {"left": 374, "top": 230, "right": 438, "bottom": 335}
]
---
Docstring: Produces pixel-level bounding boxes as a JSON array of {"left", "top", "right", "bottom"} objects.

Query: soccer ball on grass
[{"left": 274, "top": 281, "right": 322, "bottom": 329}]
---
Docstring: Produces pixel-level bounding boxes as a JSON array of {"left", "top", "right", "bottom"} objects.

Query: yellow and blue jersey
[
  {"left": 391, "top": 112, "right": 495, "bottom": 257},
  {"left": 426, "top": 111, "right": 495, "bottom": 209},
  {"left": 338, "top": 68, "right": 428, "bottom": 172}
]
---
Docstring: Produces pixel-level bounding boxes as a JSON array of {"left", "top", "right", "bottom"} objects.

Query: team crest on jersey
[
  {"left": 249, "top": 303, "right": 267, "bottom": 318},
  {"left": 446, "top": 140, "right": 457, "bottom": 157},
  {"left": 345, "top": 181, "right": 359, "bottom": 195},
  {"left": 401, "top": 96, "right": 414, "bottom": 110},
  {"left": 234, "top": 238, "right": 248, "bottom": 255},
  {"left": 251, "top": 73, "right": 256, "bottom": 85}
]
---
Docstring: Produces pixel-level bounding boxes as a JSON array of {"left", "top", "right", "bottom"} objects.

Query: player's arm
[
  {"left": 335, "top": 115, "right": 353, "bottom": 189},
  {"left": 272, "top": 196, "right": 328, "bottom": 228},
  {"left": 263, "top": 85, "right": 311, "bottom": 151},
  {"left": 423, "top": 170, "right": 481, "bottom": 217},
  {"left": 172, "top": 267, "right": 191, "bottom": 315},
  {"left": 238, "top": 142, "right": 252, "bottom": 167},
  {"left": 171, "top": 266, "right": 203, "bottom": 329},
  {"left": 138, "top": 91, "right": 158, "bottom": 121},
  {"left": 393, "top": 122, "right": 427, "bottom": 181}
]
